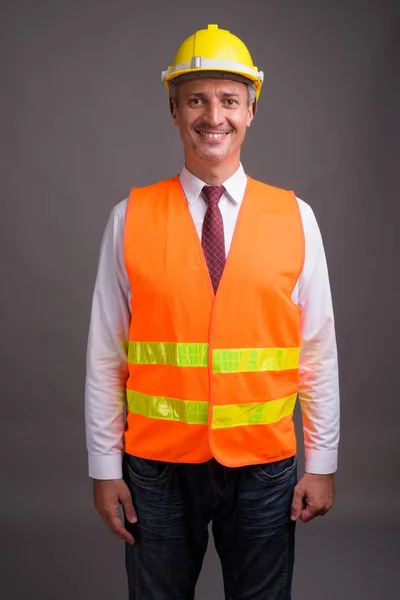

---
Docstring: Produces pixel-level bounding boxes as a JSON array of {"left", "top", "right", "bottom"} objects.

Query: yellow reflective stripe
[
  {"left": 128, "top": 341, "right": 209, "bottom": 367},
  {"left": 128, "top": 342, "right": 299, "bottom": 372},
  {"left": 212, "top": 347, "right": 300, "bottom": 373},
  {"left": 126, "top": 389, "right": 209, "bottom": 424},
  {"left": 211, "top": 393, "right": 297, "bottom": 429},
  {"left": 126, "top": 390, "right": 296, "bottom": 429}
]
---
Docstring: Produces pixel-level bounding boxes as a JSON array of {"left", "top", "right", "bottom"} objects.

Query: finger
[
  {"left": 105, "top": 513, "right": 135, "bottom": 545},
  {"left": 290, "top": 486, "right": 304, "bottom": 521},
  {"left": 300, "top": 506, "right": 318, "bottom": 523},
  {"left": 319, "top": 504, "right": 332, "bottom": 517},
  {"left": 120, "top": 491, "right": 137, "bottom": 524},
  {"left": 301, "top": 501, "right": 332, "bottom": 521}
]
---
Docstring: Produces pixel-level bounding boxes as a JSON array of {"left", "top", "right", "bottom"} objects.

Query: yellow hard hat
[{"left": 162, "top": 24, "right": 264, "bottom": 100}]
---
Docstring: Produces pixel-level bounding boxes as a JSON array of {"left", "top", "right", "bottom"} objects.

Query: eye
[
  {"left": 224, "top": 98, "right": 238, "bottom": 106},
  {"left": 189, "top": 98, "right": 203, "bottom": 106}
]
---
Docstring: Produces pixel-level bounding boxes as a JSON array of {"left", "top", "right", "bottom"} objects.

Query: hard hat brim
[{"left": 167, "top": 70, "right": 257, "bottom": 88}]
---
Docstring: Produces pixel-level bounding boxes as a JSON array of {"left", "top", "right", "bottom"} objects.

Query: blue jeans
[{"left": 123, "top": 453, "right": 297, "bottom": 600}]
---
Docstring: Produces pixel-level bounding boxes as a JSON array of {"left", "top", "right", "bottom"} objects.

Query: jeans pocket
[
  {"left": 250, "top": 455, "right": 297, "bottom": 485},
  {"left": 124, "top": 453, "right": 176, "bottom": 486}
]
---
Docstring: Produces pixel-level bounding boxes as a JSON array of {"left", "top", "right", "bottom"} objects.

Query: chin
[{"left": 195, "top": 148, "right": 231, "bottom": 162}]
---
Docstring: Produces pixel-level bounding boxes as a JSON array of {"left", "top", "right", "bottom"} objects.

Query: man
[{"left": 85, "top": 24, "right": 340, "bottom": 600}]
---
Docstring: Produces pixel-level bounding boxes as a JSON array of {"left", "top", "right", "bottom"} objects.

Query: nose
[{"left": 203, "top": 98, "right": 224, "bottom": 127}]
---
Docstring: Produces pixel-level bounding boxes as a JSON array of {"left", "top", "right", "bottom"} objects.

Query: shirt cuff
[
  {"left": 88, "top": 453, "right": 123, "bottom": 479},
  {"left": 304, "top": 448, "right": 338, "bottom": 474}
]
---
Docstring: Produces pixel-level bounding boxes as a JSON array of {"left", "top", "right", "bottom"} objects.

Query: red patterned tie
[{"left": 201, "top": 185, "right": 226, "bottom": 293}]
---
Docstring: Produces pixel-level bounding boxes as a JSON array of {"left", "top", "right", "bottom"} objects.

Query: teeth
[{"left": 198, "top": 132, "right": 227, "bottom": 138}]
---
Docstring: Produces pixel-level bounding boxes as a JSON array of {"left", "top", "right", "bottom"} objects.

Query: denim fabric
[{"left": 123, "top": 453, "right": 297, "bottom": 600}]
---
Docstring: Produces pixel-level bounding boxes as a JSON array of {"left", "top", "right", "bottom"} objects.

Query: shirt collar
[{"left": 179, "top": 163, "right": 247, "bottom": 206}]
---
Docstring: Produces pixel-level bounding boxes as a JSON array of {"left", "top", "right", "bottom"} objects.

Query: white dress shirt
[{"left": 85, "top": 164, "right": 340, "bottom": 479}]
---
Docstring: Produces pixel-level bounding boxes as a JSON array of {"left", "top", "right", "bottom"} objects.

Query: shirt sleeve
[
  {"left": 296, "top": 199, "right": 340, "bottom": 474},
  {"left": 85, "top": 200, "right": 130, "bottom": 480}
]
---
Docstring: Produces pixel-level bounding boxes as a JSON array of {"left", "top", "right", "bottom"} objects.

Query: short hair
[{"left": 169, "top": 78, "right": 256, "bottom": 108}]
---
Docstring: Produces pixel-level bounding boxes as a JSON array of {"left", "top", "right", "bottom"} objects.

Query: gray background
[{"left": 1, "top": 0, "right": 399, "bottom": 598}]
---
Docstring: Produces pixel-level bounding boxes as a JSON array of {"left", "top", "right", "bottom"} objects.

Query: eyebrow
[{"left": 186, "top": 91, "right": 241, "bottom": 98}]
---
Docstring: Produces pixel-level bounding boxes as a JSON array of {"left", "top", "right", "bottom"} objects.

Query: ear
[
  {"left": 246, "top": 100, "right": 256, "bottom": 127},
  {"left": 171, "top": 99, "right": 179, "bottom": 125}
]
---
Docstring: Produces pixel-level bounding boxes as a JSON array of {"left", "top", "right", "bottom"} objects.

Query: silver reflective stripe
[{"left": 162, "top": 57, "right": 264, "bottom": 83}]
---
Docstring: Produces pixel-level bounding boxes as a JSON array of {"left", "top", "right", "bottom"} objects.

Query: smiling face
[{"left": 171, "top": 78, "right": 254, "bottom": 174}]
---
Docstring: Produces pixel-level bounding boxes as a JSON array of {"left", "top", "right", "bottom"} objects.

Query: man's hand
[
  {"left": 93, "top": 478, "right": 137, "bottom": 544},
  {"left": 290, "top": 473, "right": 335, "bottom": 523}
]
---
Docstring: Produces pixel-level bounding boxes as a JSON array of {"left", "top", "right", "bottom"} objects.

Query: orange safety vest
[{"left": 123, "top": 175, "right": 305, "bottom": 467}]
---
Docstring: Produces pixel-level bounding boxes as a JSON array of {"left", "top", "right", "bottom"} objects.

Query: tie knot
[{"left": 202, "top": 185, "right": 225, "bottom": 206}]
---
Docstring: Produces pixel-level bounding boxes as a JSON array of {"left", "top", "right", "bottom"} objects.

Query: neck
[{"left": 184, "top": 155, "right": 241, "bottom": 185}]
